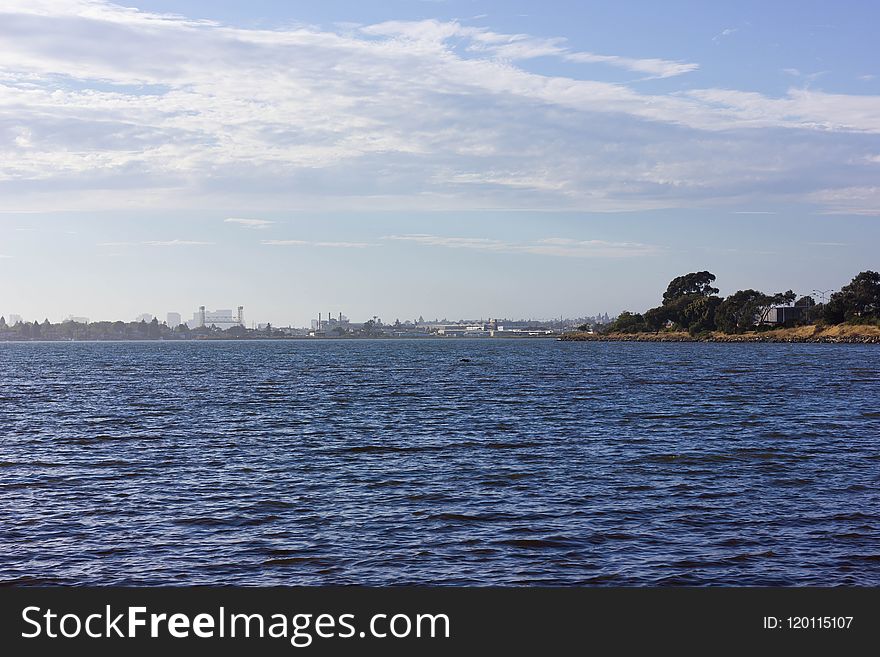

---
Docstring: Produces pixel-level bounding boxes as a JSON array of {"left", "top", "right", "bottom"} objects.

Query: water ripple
[{"left": 1, "top": 340, "right": 878, "bottom": 586}]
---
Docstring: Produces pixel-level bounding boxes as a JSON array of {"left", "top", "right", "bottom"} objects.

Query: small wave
[
  {"left": 485, "top": 441, "right": 541, "bottom": 450},
  {"left": 247, "top": 500, "right": 296, "bottom": 511},
  {"left": 495, "top": 537, "right": 573, "bottom": 549},
  {"left": 173, "top": 517, "right": 230, "bottom": 527},
  {"left": 341, "top": 445, "right": 444, "bottom": 454},
  {"left": 0, "top": 576, "right": 74, "bottom": 587},
  {"left": 429, "top": 512, "right": 514, "bottom": 522},
  {"left": 263, "top": 556, "right": 336, "bottom": 567}
]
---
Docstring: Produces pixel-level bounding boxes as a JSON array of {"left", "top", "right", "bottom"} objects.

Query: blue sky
[{"left": 0, "top": 1, "right": 878, "bottom": 326}]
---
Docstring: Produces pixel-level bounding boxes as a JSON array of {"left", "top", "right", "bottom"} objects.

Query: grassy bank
[{"left": 560, "top": 324, "right": 880, "bottom": 343}]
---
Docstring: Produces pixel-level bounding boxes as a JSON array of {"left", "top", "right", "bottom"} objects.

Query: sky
[{"left": 0, "top": 0, "right": 878, "bottom": 326}]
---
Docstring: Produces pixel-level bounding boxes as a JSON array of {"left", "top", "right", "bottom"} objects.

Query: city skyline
[
  {"left": 1, "top": 1, "right": 878, "bottom": 326},
  {"left": 0, "top": 303, "right": 610, "bottom": 329}
]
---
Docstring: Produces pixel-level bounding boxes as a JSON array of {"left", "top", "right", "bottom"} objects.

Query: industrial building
[{"left": 187, "top": 305, "right": 245, "bottom": 329}]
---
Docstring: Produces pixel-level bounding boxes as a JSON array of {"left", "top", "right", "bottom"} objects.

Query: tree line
[
  {"left": 596, "top": 270, "right": 880, "bottom": 336},
  {"left": 0, "top": 317, "right": 286, "bottom": 341}
]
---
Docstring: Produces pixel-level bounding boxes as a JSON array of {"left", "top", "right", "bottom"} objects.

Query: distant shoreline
[
  {"left": 560, "top": 324, "right": 880, "bottom": 344},
  {"left": 0, "top": 334, "right": 560, "bottom": 343}
]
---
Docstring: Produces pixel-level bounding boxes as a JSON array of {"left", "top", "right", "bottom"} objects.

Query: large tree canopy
[
  {"left": 714, "top": 290, "right": 773, "bottom": 334},
  {"left": 823, "top": 271, "right": 880, "bottom": 324},
  {"left": 639, "top": 271, "right": 722, "bottom": 334},
  {"left": 662, "top": 271, "right": 719, "bottom": 305}
]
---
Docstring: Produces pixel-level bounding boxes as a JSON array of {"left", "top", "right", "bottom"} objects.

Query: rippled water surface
[{"left": 1, "top": 340, "right": 879, "bottom": 586}]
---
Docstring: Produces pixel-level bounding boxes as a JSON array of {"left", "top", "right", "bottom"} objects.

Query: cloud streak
[
  {"left": 383, "top": 234, "right": 660, "bottom": 258},
  {"left": 98, "top": 240, "right": 214, "bottom": 247},
  {"left": 262, "top": 240, "right": 375, "bottom": 248},
  {"left": 0, "top": 3, "right": 877, "bottom": 214},
  {"left": 225, "top": 218, "right": 275, "bottom": 229}
]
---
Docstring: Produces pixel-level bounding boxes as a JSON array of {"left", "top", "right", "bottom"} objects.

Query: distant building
[
  {"left": 65, "top": 315, "right": 89, "bottom": 324},
  {"left": 188, "top": 305, "right": 244, "bottom": 330},
  {"left": 761, "top": 306, "right": 805, "bottom": 326},
  {"left": 135, "top": 313, "right": 154, "bottom": 323},
  {"left": 166, "top": 312, "right": 182, "bottom": 329},
  {"left": 8, "top": 314, "right": 23, "bottom": 326}
]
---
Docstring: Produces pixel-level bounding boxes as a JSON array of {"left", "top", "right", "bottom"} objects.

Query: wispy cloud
[
  {"left": 808, "top": 186, "right": 880, "bottom": 215},
  {"left": 262, "top": 240, "right": 374, "bottom": 248},
  {"left": 732, "top": 211, "right": 777, "bottom": 215},
  {"left": 98, "top": 240, "right": 214, "bottom": 247},
  {"left": 363, "top": 19, "right": 698, "bottom": 79},
  {"left": 383, "top": 234, "right": 659, "bottom": 258},
  {"left": 564, "top": 52, "right": 698, "bottom": 79},
  {"left": 713, "top": 27, "right": 738, "bottom": 43},
  {"left": 225, "top": 217, "right": 275, "bottom": 229},
  {"left": 144, "top": 239, "right": 214, "bottom": 246},
  {"left": 0, "top": 4, "right": 877, "bottom": 215}
]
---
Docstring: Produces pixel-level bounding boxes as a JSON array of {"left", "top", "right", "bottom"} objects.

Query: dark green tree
[
  {"left": 642, "top": 306, "right": 669, "bottom": 331},
  {"left": 823, "top": 271, "right": 880, "bottom": 324},
  {"left": 641, "top": 271, "right": 722, "bottom": 332},
  {"left": 608, "top": 311, "right": 647, "bottom": 333},
  {"left": 662, "top": 271, "right": 719, "bottom": 305},
  {"left": 714, "top": 290, "right": 772, "bottom": 333},
  {"left": 680, "top": 295, "right": 723, "bottom": 335}
]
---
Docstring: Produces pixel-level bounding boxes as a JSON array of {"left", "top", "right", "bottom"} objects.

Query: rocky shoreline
[{"left": 560, "top": 326, "right": 880, "bottom": 344}]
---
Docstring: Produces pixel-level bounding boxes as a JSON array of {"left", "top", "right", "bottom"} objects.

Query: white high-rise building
[
  {"left": 188, "top": 306, "right": 245, "bottom": 329},
  {"left": 8, "top": 314, "right": 23, "bottom": 326},
  {"left": 166, "top": 312, "right": 182, "bottom": 328}
]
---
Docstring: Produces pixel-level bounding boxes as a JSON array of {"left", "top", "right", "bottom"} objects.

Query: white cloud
[
  {"left": 225, "top": 217, "right": 274, "bottom": 229},
  {"left": 144, "top": 239, "right": 214, "bottom": 246},
  {"left": 363, "top": 19, "right": 698, "bottom": 78},
  {"left": 262, "top": 240, "right": 374, "bottom": 248},
  {"left": 713, "top": 27, "right": 738, "bottom": 43},
  {"left": 97, "top": 239, "right": 214, "bottom": 246},
  {"left": 0, "top": 3, "right": 876, "bottom": 215},
  {"left": 564, "top": 52, "right": 699, "bottom": 79},
  {"left": 383, "top": 234, "right": 659, "bottom": 258},
  {"left": 808, "top": 186, "right": 880, "bottom": 215}
]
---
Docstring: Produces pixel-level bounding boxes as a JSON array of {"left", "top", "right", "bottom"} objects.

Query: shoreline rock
[{"left": 560, "top": 326, "right": 880, "bottom": 344}]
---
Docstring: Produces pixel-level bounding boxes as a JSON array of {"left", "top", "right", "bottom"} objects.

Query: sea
[{"left": 1, "top": 339, "right": 878, "bottom": 586}]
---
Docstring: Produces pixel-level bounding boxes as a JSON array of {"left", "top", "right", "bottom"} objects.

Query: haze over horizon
[{"left": 1, "top": 0, "right": 878, "bottom": 326}]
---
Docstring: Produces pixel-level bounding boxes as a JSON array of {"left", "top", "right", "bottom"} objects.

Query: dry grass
[{"left": 563, "top": 324, "right": 880, "bottom": 342}]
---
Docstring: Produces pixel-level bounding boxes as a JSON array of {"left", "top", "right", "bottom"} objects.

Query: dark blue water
[{"left": 1, "top": 340, "right": 878, "bottom": 586}]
